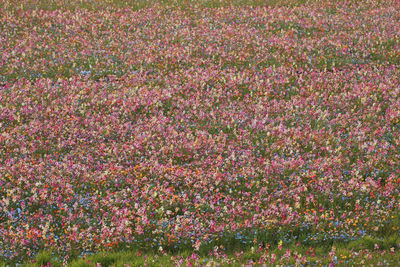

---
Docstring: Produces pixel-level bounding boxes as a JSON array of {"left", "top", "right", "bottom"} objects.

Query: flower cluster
[{"left": 1, "top": 0, "right": 399, "bottom": 262}]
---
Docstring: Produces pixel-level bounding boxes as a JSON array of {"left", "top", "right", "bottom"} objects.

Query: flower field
[{"left": 1, "top": 0, "right": 400, "bottom": 265}]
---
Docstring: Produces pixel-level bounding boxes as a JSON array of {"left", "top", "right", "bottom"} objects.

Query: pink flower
[
  {"left": 194, "top": 239, "right": 201, "bottom": 251},
  {"left": 271, "top": 253, "right": 276, "bottom": 263}
]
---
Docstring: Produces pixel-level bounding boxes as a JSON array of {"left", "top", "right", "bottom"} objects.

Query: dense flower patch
[{"left": 1, "top": 0, "right": 400, "bottom": 264}]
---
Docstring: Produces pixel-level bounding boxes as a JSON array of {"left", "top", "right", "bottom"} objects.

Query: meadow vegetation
[{"left": 1, "top": 0, "right": 400, "bottom": 265}]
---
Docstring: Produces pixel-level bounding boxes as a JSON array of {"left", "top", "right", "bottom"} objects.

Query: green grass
[
  {"left": 1, "top": 0, "right": 315, "bottom": 12},
  {"left": 3, "top": 0, "right": 395, "bottom": 13},
  {"left": 2, "top": 235, "right": 398, "bottom": 266}
]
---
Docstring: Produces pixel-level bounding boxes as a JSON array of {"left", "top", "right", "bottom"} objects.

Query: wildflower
[
  {"left": 194, "top": 239, "right": 201, "bottom": 251},
  {"left": 270, "top": 253, "right": 276, "bottom": 263},
  {"left": 278, "top": 240, "right": 283, "bottom": 250}
]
